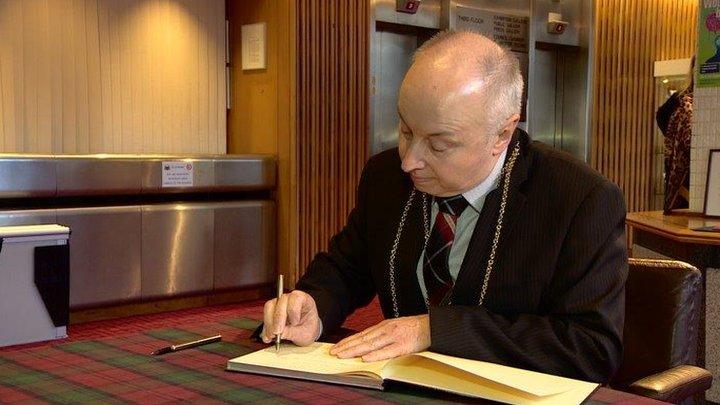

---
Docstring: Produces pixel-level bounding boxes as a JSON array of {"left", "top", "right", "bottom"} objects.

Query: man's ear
[{"left": 491, "top": 114, "right": 520, "bottom": 155}]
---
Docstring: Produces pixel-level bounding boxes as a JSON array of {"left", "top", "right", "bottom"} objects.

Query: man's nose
[{"left": 401, "top": 143, "right": 425, "bottom": 173}]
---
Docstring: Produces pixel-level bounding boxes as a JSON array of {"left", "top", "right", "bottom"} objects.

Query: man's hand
[
  {"left": 330, "top": 315, "right": 430, "bottom": 362},
  {"left": 261, "top": 290, "right": 322, "bottom": 347}
]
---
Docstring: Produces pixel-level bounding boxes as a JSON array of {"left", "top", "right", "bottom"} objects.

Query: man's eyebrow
[{"left": 397, "top": 110, "right": 454, "bottom": 138}]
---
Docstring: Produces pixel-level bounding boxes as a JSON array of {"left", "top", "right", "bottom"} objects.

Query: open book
[{"left": 227, "top": 342, "right": 598, "bottom": 404}]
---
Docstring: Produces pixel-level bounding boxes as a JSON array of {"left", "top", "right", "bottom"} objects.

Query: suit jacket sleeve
[
  {"left": 294, "top": 160, "right": 376, "bottom": 334},
  {"left": 428, "top": 180, "right": 628, "bottom": 383}
]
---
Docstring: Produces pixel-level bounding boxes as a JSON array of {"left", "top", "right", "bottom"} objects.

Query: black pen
[{"left": 151, "top": 334, "right": 222, "bottom": 355}]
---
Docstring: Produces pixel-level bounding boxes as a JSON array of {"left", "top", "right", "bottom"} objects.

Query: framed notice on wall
[
  {"left": 704, "top": 149, "right": 720, "bottom": 216},
  {"left": 242, "top": 23, "right": 267, "bottom": 70}
]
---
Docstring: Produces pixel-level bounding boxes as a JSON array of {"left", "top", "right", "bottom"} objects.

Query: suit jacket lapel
[{"left": 451, "top": 130, "right": 531, "bottom": 305}]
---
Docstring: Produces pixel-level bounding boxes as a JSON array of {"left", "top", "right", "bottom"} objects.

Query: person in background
[{"left": 656, "top": 56, "right": 695, "bottom": 213}]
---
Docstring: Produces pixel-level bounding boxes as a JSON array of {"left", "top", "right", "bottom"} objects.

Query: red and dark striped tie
[{"left": 423, "top": 195, "right": 469, "bottom": 306}]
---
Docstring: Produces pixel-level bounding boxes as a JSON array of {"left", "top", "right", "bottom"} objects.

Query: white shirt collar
[{"left": 462, "top": 148, "right": 508, "bottom": 213}]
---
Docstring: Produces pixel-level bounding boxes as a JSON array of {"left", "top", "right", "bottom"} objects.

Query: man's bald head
[
  {"left": 396, "top": 31, "right": 524, "bottom": 197},
  {"left": 402, "top": 30, "right": 523, "bottom": 134}
]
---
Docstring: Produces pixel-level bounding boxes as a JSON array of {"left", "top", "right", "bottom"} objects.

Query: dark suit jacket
[{"left": 296, "top": 129, "right": 628, "bottom": 383}]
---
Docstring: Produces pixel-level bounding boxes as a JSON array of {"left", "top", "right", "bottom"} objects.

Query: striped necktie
[{"left": 423, "top": 195, "right": 469, "bottom": 306}]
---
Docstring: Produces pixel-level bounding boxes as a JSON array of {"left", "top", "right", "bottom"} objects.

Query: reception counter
[{"left": 627, "top": 211, "right": 720, "bottom": 249}]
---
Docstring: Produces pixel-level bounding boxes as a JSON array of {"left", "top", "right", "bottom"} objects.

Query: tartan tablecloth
[{"left": 0, "top": 300, "right": 664, "bottom": 404}]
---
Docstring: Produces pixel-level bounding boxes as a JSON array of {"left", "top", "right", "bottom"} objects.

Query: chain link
[
  {"left": 388, "top": 189, "right": 416, "bottom": 318},
  {"left": 478, "top": 143, "right": 520, "bottom": 306}
]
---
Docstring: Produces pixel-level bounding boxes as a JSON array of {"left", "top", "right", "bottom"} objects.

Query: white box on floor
[{"left": 0, "top": 225, "right": 70, "bottom": 347}]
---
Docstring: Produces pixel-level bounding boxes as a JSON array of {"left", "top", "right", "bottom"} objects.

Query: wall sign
[
  {"left": 698, "top": 2, "right": 720, "bottom": 87},
  {"left": 242, "top": 22, "right": 267, "bottom": 70},
  {"left": 162, "top": 161, "right": 194, "bottom": 187},
  {"left": 454, "top": 7, "right": 529, "bottom": 122},
  {"left": 455, "top": 7, "right": 528, "bottom": 53}
]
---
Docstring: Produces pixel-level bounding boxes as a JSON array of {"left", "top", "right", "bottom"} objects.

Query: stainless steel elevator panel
[
  {"left": 531, "top": 0, "right": 583, "bottom": 47},
  {"left": 0, "top": 157, "right": 56, "bottom": 198},
  {"left": 214, "top": 201, "right": 276, "bottom": 289},
  {"left": 527, "top": 0, "right": 592, "bottom": 161},
  {"left": 141, "top": 204, "right": 214, "bottom": 299},
  {"left": 56, "top": 158, "right": 142, "bottom": 196},
  {"left": 141, "top": 159, "right": 215, "bottom": 193},
  {"left": 0, "top": 209, "right": 57, "bottom": 226},
  {"left": 56, "top": 206, "right": 142, "bottom": 308},
  {"left": 375, "top": 0, "right": 442, "bottom": 28},
  {"left": 214, "top": 156, "right": 277, "bottom": 191},
  {"left": 372, "top": 31, "right": 417, "bottom": 153},
  {"left": 529, "top": 49, "right": 558, "bottom": 148}
]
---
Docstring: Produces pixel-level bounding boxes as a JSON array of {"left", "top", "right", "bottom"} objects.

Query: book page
[
  {"left": 228, "top": 342, "right": 386, "bottom": 378},
  {"left": 412, "top": 351, "right": 597, "bottom": 396},
  {"left": 382, "top": 353, "right": 598, "bottom": 404}
]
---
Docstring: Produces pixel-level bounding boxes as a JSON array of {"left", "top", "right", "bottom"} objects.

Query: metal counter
[{"left": 0, "top": 154, "right": 276, "bottom": 309}]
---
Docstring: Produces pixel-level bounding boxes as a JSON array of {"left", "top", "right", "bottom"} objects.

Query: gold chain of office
[{"left": 387, "top": 142, "right": 521, "bottom": 318}]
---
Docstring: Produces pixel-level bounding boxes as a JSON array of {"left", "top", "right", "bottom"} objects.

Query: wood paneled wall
[
  {"left": 226, "top": 0, "right": 298, "bottom": 284},
  {"left": 591, "top": 0, "right": 697, "bottom": 212},
  {"left": 297, "top": 0, "right": 369, "bottom": 275},
  {"left": 0, "top": 0, "right": 226, "bottom": 154}
]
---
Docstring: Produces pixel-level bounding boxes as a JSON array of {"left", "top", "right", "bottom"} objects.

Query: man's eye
[{"left": 429, "top": 142, "right": 448, "bottom": 153}]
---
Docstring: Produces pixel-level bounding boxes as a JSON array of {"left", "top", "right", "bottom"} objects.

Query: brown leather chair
[{"left": 611, "top": 258, "right": 713, "bottom": 403}]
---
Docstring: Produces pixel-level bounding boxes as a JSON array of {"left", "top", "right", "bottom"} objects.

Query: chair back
[{"left": 612, "top": 258, "right": 702, "bottom": 387}]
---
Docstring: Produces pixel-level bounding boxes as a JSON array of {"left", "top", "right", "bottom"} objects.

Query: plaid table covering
[{"left": 0, "top": 300, "right": 664, "bottom": 404}]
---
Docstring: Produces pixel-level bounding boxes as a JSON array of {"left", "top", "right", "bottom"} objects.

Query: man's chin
[
  {"left": 412, "top": 182, "right": 461, "bottom": 198},
  {"left": 412, "top": 181, "right": 438, "bottom": 196}
]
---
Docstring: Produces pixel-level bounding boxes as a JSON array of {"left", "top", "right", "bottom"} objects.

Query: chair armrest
[{"left": 625, "top": 365, "right": 712, "bottom": 403}]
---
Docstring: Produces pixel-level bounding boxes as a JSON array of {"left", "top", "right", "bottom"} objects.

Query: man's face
[{"left": 397, "top": 55, "right": 508, "bottom": 197}]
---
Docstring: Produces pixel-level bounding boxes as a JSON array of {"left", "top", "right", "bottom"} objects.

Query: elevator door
[
  {"left": 530, "top": 44, "right": 590, "bottom": 161},
  {"left": 372, "top": 31, "right": 417, "bottom": 154}
]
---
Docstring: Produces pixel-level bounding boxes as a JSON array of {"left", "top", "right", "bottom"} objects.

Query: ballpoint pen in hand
[{"left": 276, "top": 274, "right": 284, "bottom": 352}]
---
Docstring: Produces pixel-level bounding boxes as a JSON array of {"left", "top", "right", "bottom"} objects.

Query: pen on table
[
  {"left": 276, "top": 274, "right": 284, "bottom": 352},
  {"left": 151, "top": 334, "right": 222, "bottom": 356}
]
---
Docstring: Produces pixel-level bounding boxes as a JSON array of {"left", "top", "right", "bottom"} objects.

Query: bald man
[{"left": 260, "top": 31, "right": 627, "bottom": 383}]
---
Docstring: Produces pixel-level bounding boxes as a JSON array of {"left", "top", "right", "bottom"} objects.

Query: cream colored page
[
  {"left": 380, "top": 355, "right": 597, "bottom": 405},
  {"left": 229, "top": 342, "right": 387, "bottom": 377},
  {"left": 385, "top": 352, "right": 597, "bottom": 397}
]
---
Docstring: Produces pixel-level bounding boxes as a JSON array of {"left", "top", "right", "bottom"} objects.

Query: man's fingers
[
  {"left": 334, "top": 333, "right": 394, "bottom": 359},
  {"left": 361, "top": 342, "right": 404, "bottom": 362},
  {"left": 280, "top": 325, "right": 314, "bottom": 346},
  {"left": 261, "top": 299, "right": 277, "bottom": 343},
  {"left": 332, "top": 321, "right": 385, "bottom": 352},
  {"left": 260, "top": 291, "right": 321, "bottom": 347},
  {"left": 286, "top": 292, "right": 304, "bottom": 326},
  {"left": 331, "top": 333, "right": 357, "bottom": 353},
  {"left": 272, "top": 294, "right": 290, "bottom": 336}
]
